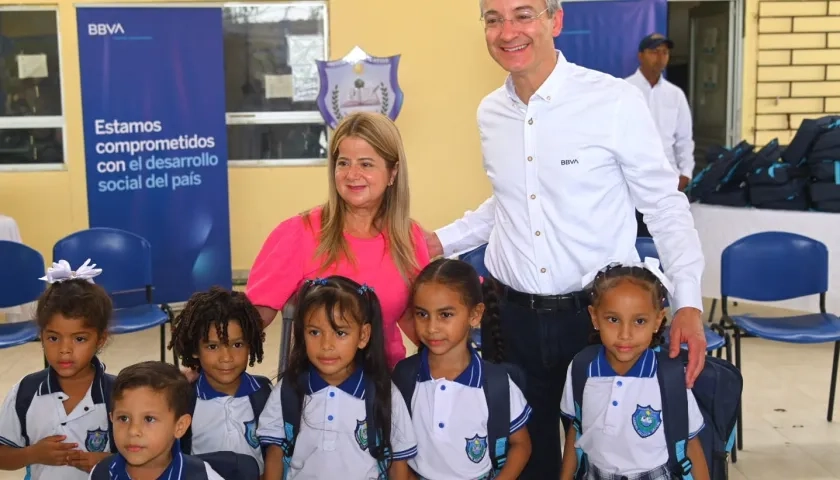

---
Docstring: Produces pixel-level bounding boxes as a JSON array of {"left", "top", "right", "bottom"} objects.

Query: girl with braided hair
[{"left": 168, "top": 286, "right": 271, "bottom": 473}]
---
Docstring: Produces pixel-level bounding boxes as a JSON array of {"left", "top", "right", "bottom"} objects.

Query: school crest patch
[
  {"left": 244, "top": 420, "right": 259, "bottom": 449},
  {"left": 631, "top": 404, "right": 663, "bottom": 438},
  {"left": 85, "top": 428, "right": 108, "bottom": 452},
  {"left": 465, "top": 434, "right": 488, "bottom": 463},
  {"left": 355, "top": 419, "right": 369, "bottom": 451}
]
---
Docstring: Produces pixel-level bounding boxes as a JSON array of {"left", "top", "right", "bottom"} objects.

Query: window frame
[
  {"left": 222, "top": 0, "right": 330, "bottom": 168},
  {"left": 0, "top": 5, "right": 67, "bottom": 172}
]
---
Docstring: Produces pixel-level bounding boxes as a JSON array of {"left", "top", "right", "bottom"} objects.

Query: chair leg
[
  {"left": 708, "top": 298, "right": 718, "bottom": 324},
  {"left": 828, "top": 341, "right": 840, "bottom": 422},
  {"left": 734, "top": 329, "right": 743, "bottom": 451},
  {"left": 159, "top": 324, "right": 166, "bottom": 363}
]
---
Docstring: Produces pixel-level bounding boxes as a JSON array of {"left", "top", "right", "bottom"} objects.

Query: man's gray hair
[{"left": 480, "top": 0, "right": 563, "bottom": 16}]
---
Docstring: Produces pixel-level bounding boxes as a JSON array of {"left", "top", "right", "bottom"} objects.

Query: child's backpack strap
[
  {"left": 363, "top": 377, "right": 390, "bottom": 478},
  {"left": 194, "top": 451, "right": 260, "bottom": 480},
  {"left": 391, "top": 355, "right": 421, "bottom": 414},
  {"left": 279, "top": 373, "right": 307, "bottom": 463},
  {"left": 181, "top": 454, "right": 210, "bottom": 479},
  {"left": 570, "top": 345, "right": 601, "bottom": 480},
  {"left": 14, "top": 370, "right": 48, "bottom": 447},
  {"left": 248, "top": 375, "right": 273, "bottom": 419},
  {"left": 482, "top": 360, "right": 512, "bottom": 473},
  {"left": 179, "top": 380, "right": 200, "bottom": 454},
  {"left": 89, "top": 455, "right": 118, "bottom": 480},
  {"left": 101, "top": 373, "right": 119, "bottom": 454},
  {"left": 655, "top": 350, "right": 693, "bottom": 479}
]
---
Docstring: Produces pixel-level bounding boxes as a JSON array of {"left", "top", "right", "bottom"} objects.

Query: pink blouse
[{"left": 246, "top": 207, "right": 430, "bottom": 369}]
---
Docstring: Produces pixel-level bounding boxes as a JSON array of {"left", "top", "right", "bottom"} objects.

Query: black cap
[{"left": 638, "top": 33, "right": 674, "bottom": 52}]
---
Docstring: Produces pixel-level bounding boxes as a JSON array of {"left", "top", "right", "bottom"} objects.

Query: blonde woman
[{"left": 246, "top": 112, "right": 429, "bottom": 369}]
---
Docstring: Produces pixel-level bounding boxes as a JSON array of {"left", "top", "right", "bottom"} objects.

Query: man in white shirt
[{"left": 425, "top": 1, "right": 707, "bottom": 478}]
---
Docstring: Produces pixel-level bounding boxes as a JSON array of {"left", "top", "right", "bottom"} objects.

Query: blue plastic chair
[
  {"left": 0, "top": 241, "right": 42, "bottom": 349},
  {"left": 53, "top": 228, "right": 174, "bottom": 363},
  {"left": 635, "top": 237, "right": 730, "bottom": 359},
  {"left": 721, "top": 231, "right": 840, "bottom": 451},
  {"left": 459, "top": 244, "right": 490, "bottom": 351}
]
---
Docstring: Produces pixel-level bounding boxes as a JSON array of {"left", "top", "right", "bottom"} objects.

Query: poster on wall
[
  {"left": 76, "top": 7, "right": 232, "bottom": 304},
  {"left": 554, "top": 0, "right": 667, "bottom": 79}
]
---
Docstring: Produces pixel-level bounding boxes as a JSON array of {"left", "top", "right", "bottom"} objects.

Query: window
[
  {"left": 223, "top": 2, "right": 329, "bottom": 166},
  {"left": 0, "top": 8, "right": 65, "bottom": 170}
]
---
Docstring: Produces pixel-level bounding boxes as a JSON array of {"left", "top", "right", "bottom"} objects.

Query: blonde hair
[{"left": 304, "top": 112, "right": 418, "bottom": 282}]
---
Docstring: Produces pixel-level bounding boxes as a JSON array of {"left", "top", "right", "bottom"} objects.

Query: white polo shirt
[
  {"left": 89, "top": 442, "right": 224, "bottom": 479},
  {"left": 560, "top": 348, "right": 705, "bottom": 475},
  {"left": 625, "top": 69, "right": 695, "bottom": 178},
  {"left": 435, "top": 50, "right": 704, "bottom": 312},
  {"left": 0, "top": 357, "right": 113, "bottom": 480},
  {"left": 257, "top": 367, "right": 417, "bottom": 479},
  {"left": 190, "top": 372, "right": 266, "bottom": 473},
  {"left": 408, "top": 349, "right": 531, "bottom": 480}
]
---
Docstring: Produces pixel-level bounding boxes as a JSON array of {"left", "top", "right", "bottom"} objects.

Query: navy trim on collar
[
  {"left": 307, "top": 365, "right": 366, "bottom": 399},
  {"left": 588, "top": 347, "right": 657, "bottom": 378},
  {"left": 41, "top": 356, "right": 108, "bottom": 404},
  {"left": 418, "top": 346, "right": 484, "bottom": 388},
  {"left": 195, "top": 371, "right": 261, "bottom": 400},
  {"left": 109, "top": 440, "right": 184, "bottom": 480}
]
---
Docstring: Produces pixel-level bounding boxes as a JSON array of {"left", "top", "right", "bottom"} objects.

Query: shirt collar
[
  {"left": 631, "top": 68, "right": 663, "bottom": 89},
  {"left": 108, "top": 440, "right": 184, "bottom": 479},
  {"left": 588, "top": 346, "right": 657, "bottom": 378},
  {"left": 418, "top": 346, "right": 484, "bottom": 388},
  {"left": 504, "top": 49, "right": 569, "bottom": 106},
  {"left": 195, "top": 371, "right": 261, "bottom": 400},
  {"left": 42, "top": 356, "right": 109, "bottom": 404},
  {"left": 307, "top": 365, "right": 366, "bottom": 399}
]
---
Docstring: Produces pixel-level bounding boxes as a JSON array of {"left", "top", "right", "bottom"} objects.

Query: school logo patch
[
  {"left": 464, "top": 434, "right": 488, "bottom": 463},
  {"left": 631, "top": 404, "right": 663, "bottom": 438},
  {"left": 85, "top": 428, "right": 108, "bottom": 452},
  {"left": 355, "top": 419, "right": 369, "bottom": 451},
  {"left": 244, "top": 420, "right": 259, "bottom": 449}
]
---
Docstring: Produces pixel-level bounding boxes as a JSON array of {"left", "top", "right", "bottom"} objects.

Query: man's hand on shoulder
[
  {"left": 668, "top": 307, "right": 706, "bottom": 388},
  {"left": 424, "top": 229, "right": 443, "bottom": 258},
  {"left": 679, "top": 175, "right": 690, "bottom": 191}
]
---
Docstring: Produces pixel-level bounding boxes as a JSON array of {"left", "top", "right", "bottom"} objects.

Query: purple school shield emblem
[{"left": 316, "top": 46, "right": 404, "bottom": 129}]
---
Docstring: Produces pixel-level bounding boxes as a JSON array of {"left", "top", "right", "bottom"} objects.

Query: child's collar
[
  {"left": 418, "top": 345, "right": 483, "bottom": 388},
  {"left": 590, "top": 346, "right": 658, "bottom": 378},
  {"left": 44, "top": 356, "right": 109, "bottom": 404},
  {"left": 195, "top": 370, "right": 260, "bottom": 400},
  {"left": 307, "top": 364, "right": 367, "bottom": 399},
  {"left": 109, "top": 439, "right": 183, "bottom": 480}
]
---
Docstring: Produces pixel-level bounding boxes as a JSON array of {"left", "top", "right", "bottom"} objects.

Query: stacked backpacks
[{"left": 687, "top": 115, "right": 840, "bottom": 212}]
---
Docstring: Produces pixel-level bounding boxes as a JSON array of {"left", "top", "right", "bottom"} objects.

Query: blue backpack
[
  {"left": 569, "top": 346, "right": 742, "bottom": 480},
  {"left": 391, "top": 354, "right": 525, "bottom": 476},
  {"left": 278, "top": 373, "right": 391, "bottom": 479},
  {"left": 687, "top": 140, "right": 754, "bottom": 205}
]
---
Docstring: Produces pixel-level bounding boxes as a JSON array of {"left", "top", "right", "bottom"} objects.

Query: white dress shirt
[
  {"left": 625, "top": 69, "right": 695, "bottom": 178},
  {"left": 435, "top": 51, "right": 704, "bottom": 311}
]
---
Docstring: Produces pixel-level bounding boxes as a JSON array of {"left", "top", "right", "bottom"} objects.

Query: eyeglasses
[{"left": 481, "top": 7, "right": 549, "bottom": 30}]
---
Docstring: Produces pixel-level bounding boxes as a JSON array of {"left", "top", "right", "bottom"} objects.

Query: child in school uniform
[
  {"left": 258, "top": 276, "right": 417, "bottom": 480},
  {"left": 559, "top": 261, "right": 710, "bottom": 480},
  {"left": 168, "top": 287, "right": 271, "bottom": 473},
  {"left": 0, "top": 259, "right": 115, "bottom": 479},
  {"left": 396, "top": 258, "right": 532, "bottom": 480},
  {"left": 89, "top": 361, "right": 224, "bottom": 479}
]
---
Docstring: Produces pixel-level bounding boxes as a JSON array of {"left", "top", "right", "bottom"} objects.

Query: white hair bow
[
  {"left": 580, "top": 257, "right": 674, "bottom": 295},
  {"left": 39, "top": 259, "right": 102, "bottom": 284}
]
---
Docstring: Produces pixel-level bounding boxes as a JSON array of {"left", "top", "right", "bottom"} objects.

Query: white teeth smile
[{"left": 502, "top": 45, "right": 528, "bottom": 52}]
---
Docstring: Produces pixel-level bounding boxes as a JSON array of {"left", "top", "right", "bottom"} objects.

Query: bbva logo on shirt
[{"left": 87, "top": 23, "right": 125, "bottom": 35}]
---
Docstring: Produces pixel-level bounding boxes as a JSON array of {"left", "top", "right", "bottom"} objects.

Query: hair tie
[
  {"left": 478, "top": 275, "right": 485, "bottom": 284},
  {"left": 358, "top": 284, "right": 374, "bottom": 295},
  {"left": 39, "top": 259, "right": 102, "bottom": 284},
  {"left": 306, "top": 278, "right": 328, "bottom": 287}
]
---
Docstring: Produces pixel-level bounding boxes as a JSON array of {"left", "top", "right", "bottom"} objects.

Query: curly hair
[
  {"left": 589, "top": 264, "right": 668, "bottom": 347},
  {"left": 36, "top": 279, "right": 112, "bottom": 334},
  {"left": 168, "top": 287, "right": 265, "bottom": 370},
  {"left": 411, "top": 258, "right": 505, "bottom": 363}
]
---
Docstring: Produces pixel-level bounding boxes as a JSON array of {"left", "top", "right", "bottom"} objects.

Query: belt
[{"left": 500, "top": 284, "right": 590, "bottom": 311}]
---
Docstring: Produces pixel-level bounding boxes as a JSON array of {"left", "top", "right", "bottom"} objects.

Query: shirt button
[
  {"left": 535, "top": 231, "right": 541, "bottom": 236},
  {"left": 612, "top": 401, "right": 618, "bottom": 406},
  {"left": 540, "top": 268, "right": 547, "bottom": 273},
  {"left": 328, "top": 415, "right": 334, "bottom": 421},
  {"left": 527, "top": 156, "right": 533, "bottom": 162},
  {"left": 530, "top": 194, "right": 536, "bottom": 199},
  {"left": 547, "top": 95, "right": 552, "bottom": 101},
  {"left": 329, "top": 392, "right": 335, "bottom": 397},
  {"left": 440, "top": 385, "right": 446, "bottom": 391},
  {"left": 528, "top": 118, "right": 534, "bottom": 125},
  {"left": 84, "top": 407, "right": 89, "bottom": 411},
  {"left": 617, "top": 381, "right": 623, "bottom": 387},
  {"left": 438, "top": 422, "right": 445, "bottom": 429}
]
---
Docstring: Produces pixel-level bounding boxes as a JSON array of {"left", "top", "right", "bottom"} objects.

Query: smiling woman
[{"left": 246, "top": 112, "right": 431, "bottom": 370}]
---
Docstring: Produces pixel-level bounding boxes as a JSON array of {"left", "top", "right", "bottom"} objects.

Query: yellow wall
[
  {"left": 0, "top": 0, "right": 504, "bottom": 270},
  {"left": 747, "top": 0, "right": 840, "bottom": 145}
]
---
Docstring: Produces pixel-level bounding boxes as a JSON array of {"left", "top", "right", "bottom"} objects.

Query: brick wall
[{"left": 754, "top": 0, "right": 840, "bottom": 145}]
